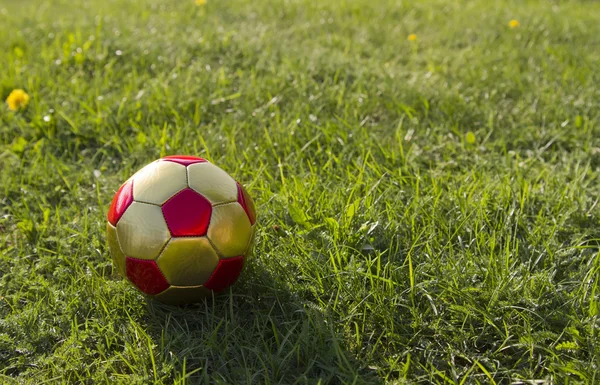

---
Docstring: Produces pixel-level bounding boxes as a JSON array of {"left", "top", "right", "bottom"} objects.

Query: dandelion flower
[
  {"left": 509, "top": 19, "right": 520, "bottom": 29},
  {"left": 407, "top": 33, "right": 417, "bottom": 41},
  {"left": 6, "top": 89, "right": 30, "bottom": 111},
  {"left": 195, "top": 0, "right": 207, "bottom": 5},
  {"left": 466, "top": 131, "right": 476, "bottom": 144}
]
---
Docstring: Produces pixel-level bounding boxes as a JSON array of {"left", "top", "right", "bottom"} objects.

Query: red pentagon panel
[
  {"left": 162, "top": 188, "right": 212, "bottom": 236},
  {"left": 125, "top": 257, "right": 170, "bottom": 295},
  {"left": 107, "top": 179, "right": 134, "bottom": 226},
  {"left": 204, "top": 256, "right": 244, "bottom": 292},
  {"left": 236, "top": 182, "right": 256, "bottom": 225},
  {"left": 162, "top": 155, "right": 207, "bottom": 166}
]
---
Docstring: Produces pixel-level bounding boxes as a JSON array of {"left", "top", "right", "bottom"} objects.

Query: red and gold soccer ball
[{"left": 106, "top": 155, "right": 256, "bottom": 305}]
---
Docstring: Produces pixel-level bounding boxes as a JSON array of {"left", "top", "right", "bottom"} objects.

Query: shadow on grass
[{"left": 142, "top": 260, "right": 381, "bottom": 385}]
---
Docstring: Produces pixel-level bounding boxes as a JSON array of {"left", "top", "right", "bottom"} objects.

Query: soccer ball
[{"left": 105, "top": 155, "right": 256, "bottom": 305}]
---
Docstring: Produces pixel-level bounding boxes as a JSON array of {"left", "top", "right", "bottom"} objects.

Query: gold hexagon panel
[
  {"left": 187, "top": 162, "right": 238, "bottom": 205},
  {"left": 116, "top": 202, "right": 171, "bottom": 260},
  {"left": 152, "top": 285, "right": 212, "bottom": 305},
  {"left": 244, "top": 225, "right": 257, "bottom": 260},
  {"left": 156, "top": 237, "right": 220, "bottom": 286},
  {"left": 132, "top": 160, "right": 188, "bottom": 205},
  {"left": 107, "top": 222, "right": 127, "bottom": 278},
  {"left": 207, "top": 202, "right": 253, "bottom": 258}
]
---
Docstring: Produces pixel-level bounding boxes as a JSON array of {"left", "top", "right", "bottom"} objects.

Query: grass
[{"left": 1, "top": 0, "right": 599, "bottom": 383}]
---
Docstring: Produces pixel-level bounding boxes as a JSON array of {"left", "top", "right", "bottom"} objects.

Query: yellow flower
[
  {"left": 407, "top": 33, "right": 417, "bottom": 41},
  {"left": 6, "top": 89, "right": 30, "bottom": 111},
  {"left": 195, "top": 0, "right": 206, "bottom": 5},
  {"left": 509, "top": 19, "right": 520, "bottom": 29}
]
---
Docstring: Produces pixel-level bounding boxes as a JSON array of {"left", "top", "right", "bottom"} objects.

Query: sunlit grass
[{"left": 1, "top": 0, "right": 599, "bottom": 383}]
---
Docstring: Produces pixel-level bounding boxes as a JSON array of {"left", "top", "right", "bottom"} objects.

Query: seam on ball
[
  {"left": 154, "top": 238, "right": 173, "bottom": 261},
  {"left": 206, "top": 236, "right": 225, "bottom": 259},
  {"left": 211, "top": 200, "right": 238, "bottom": 208},
  {"left": 133, "top": 199, "right": 162, "bottom": 207}
]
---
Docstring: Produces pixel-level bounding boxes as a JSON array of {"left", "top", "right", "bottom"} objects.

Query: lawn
[{"left": 1, "top": 0, "right": 599, "bottom": 383}]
